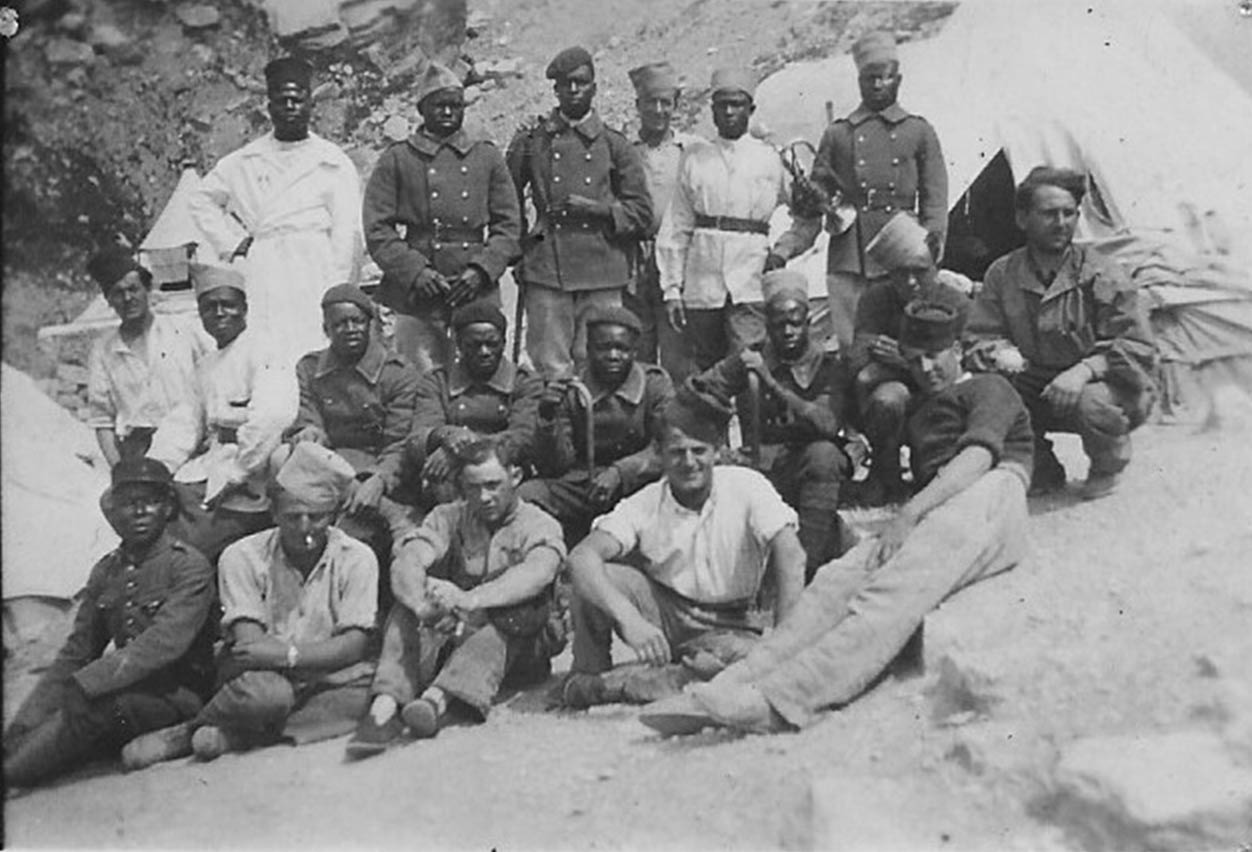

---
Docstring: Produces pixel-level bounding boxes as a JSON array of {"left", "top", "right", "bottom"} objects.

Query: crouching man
[
  {"left": 560, "top": 386, "right": 806, "bottom": 708},
  {"left": 124, "top": 443, "right": 378, "bottom": 765},
  {"left": 4, "top": 459, "right": 215, "bottom": 787},
  {"left": 347, "top": 438, "right": 565, "bottom": 757},
  {"left": 640, "top": 301, "right": 1033, "bottom": 735}
]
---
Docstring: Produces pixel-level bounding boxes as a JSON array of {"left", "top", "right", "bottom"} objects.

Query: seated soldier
[
  {"left": 693, "top": 269, "right": 850, "bottom": 580},
  {"left": 561, "top": 385, "right": 807, "bottom": 708},
  {"left": 639, "top": 301, "right": 1032, "bottom": 735},
  {"left": 85, "top": 248, "right": 208, "bottom": 467},
  {"left": 519, "top": 305, "right": 674, "bottom": 543},
  {"left": 406, "top": 300, "right": 541, "bottom": 505},
  {"left": 123, "top": 443, "right": 378, "bottom": 765},
  {"left": 148, "top": 264, "right": 298, "bottom": 563},
  {"left": 966, "top": 166, "right": 1156, "bottom": 499},
  {"left": 289, "top": 284, "right": 420, "bottom": 598},
  {"left": 4, "top": 459, "right": 216, "bottom": 786},
  {"left": 346, "top": 438, "right": 565, "bottom": 757},
  {"left": 850, "top": 212, "right": 968, "bottom": 505}
]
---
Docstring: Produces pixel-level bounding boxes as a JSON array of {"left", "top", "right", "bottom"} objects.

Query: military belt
[
  {"left": 693, "top": 214, "right": 770, "bottom": 236},
  {"left": 418, "top": 224, "right": 486, "bottom": 246}
]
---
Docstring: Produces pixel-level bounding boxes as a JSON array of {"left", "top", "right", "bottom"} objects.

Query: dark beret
[
  {"left": 899, "top": 300, "right": 963, "bottom": 351},
  {"left": 585, "top": 305, "right": 643, "bottom": 335},
  {"left": 320, "top": 284, "right": 376, "bottom": 318},
  {"left": 451, "top": 299, "right": 507, "bottom": 334},
  {"left": 265, "top": 56, "right": 312, "bottom": 91},
  {"left": 87, "top": 247, "right": 149, "bottom": 293},
  {"left": 546, "top": 46, "right": 594, "bottom": 80}
]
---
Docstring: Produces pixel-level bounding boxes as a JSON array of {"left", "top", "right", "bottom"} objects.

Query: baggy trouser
[
  {"left": 196, "top": 665, "right": 372, "bottom": 746},
  {"left": 766, "top": 441, "right": 850, "bottom": 580}
]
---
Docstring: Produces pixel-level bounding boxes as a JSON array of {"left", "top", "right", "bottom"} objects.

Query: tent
[{"left": 754, "top": 0, "right": 1252, "bottom": 402}]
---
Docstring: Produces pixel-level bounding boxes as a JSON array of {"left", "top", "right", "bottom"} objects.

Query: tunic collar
[
  {"left": 448, "top": 357, "right": 517, "bottom": 397},
  {"left": 765, "top": 340, "right": 825, "bottom": 390},
  {"left": 582, "top": 361, "right": 646, "bottom": 405},
  {"left": 247, "top": 131, "right": 342, "bottom": 166},
  {"left": 1022, "top": 245, "right": 1082, "bottom": 300},
  {"left": 110, "top": 531, "right": 176, "bottom": 573},
  {"left": 407, "top": 127, "right": 474, "bottom": 157},
  {"left": 547, "top": 108, "right": 604, "bottom": 141},
  {"left": 314, "top": 336, "right": 389, "bottom": 382},
  {"left": 846, "top": 102, "right": 911, "bottom": 126}
]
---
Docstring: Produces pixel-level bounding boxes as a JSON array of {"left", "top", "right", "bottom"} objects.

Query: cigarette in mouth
[{"left": 304, "top": 533, "right": 316, "bottom": 549}]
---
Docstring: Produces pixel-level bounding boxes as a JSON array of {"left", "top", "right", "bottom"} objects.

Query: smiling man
[
  {"left": 188, "top": 56, "right": 363, "bottom": 369},
  {"left": 966, "top": 166, "right": 1157, "bottom": 499},
  {"left": 656, "top": 67, "right": 791, "bottom": 375},
  {"left": 641, "top": 301, "right": 1033, "bottom": 736},
  {"left": 85, "top": 247, "right": 207, "bottom": 467},
  {"left": 4, "top": 459, "right": 216, "bottom": 786},
  {"left": 560, "top": 385, "right": 806, "bottom": 708},
  {"left": 506, "top": 46, "right": 654, "bottom": 380},
  {"left": 365, "top": 62, "right": 521, "bottom": 372}
]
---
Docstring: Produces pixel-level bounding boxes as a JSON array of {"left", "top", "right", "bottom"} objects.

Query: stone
[
  {"left": 264, "top": 0, "right": 340, "bottom": 39},
  {"left": 175, "top": 5, "right": 222, "bottom": 30},
  {"left": 45, "top": 37, "right": 96, "bottom": 67},
  {"left": 56, "top": 11, "right": 87, "bottom": 36},
  {"left": 87, "top": 23, "right": 131, "bottom": 51},
  {"left": 477, "top": 57, "right": 523, "bottom": 80},
  {"left": 1044, "top": 730, "right": 1252, "bottom": 851}
]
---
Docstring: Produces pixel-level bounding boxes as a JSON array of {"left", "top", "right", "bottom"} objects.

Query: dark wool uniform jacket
[
  {"left": 506, "top": 109, "right": 654, "bottom": 292},
  {"left": 777, "top": 103, "right": 948, "bottom": 278},
  {"left": 56, "top": 533, "right": 216, "bottom": 701},
  {"left": 364, "top": 127, "right": 522, "bottom": 315}
]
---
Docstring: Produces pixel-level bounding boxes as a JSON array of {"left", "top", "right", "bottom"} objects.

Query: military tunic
[{"left": 520, "top": 361, "right": 674, "bottom": 532}]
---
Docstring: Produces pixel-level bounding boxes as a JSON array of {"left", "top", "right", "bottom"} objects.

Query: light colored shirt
[
  {"left": 86, "top": 314, "right": 209, "bottom": 435},
  {"left": 594, "top": 465, "right": 797, "bottom": 604},
  {"left": 188, "top": 131, "right": 363, "bottom": 368},
  {"left": 656, "top": 134, "right": 789, "bottom": 308},
  {"left": 149, "top": 326, "right": 297, "bottom": 512},
  {"left": 633, "top": 130, "right": 701, "bottom": 226},
  {"left": 219, "top": 526, "right": 378, "bottom": 644}
]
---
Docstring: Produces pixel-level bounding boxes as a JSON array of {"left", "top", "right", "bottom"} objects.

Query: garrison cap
[
  {"left": 191, "top": 263, "right": 246, "bottom": 299},
  {"left": 416, "top": 61, "right": 464, "bottom": 104},
  {"left": 321, "top": 283, "right": 376, "bottom": 318},
  {"left": 852, "top": 31, "right": 898, "bottom": 70},
  {"left": 629, "top": 62, "right": 679, "bottom": 98},
  {"left": 87, "top": 247, "right": 149, "bottom": 293},
  {"left": 899, "top": 300, "right": 962, "bottom": 351},
  {"left": 451, "top": 299, "right": 507, "bottom": 334},
  {"left": 866, "top": 212, "right": 932, "bottom": 272},
  {"left": 264, "top": 56, "right": 313, "bottom": 91},
  {"left": 584, "top": 304, "right": 643, "bottom": 335},
  {"left": 546, "top": 46, "right": 594, "bottom": 80},
  {"left": 662, "top": 379, "right": 732, "bottom": 446},
  {"left": 271, "top": 442, "right": 356, "bottom": 508},
  {"left": 710, "top": 67, "right": 757, "bottom": 100},
  {"left": 761, "top": 269, "right": 809, "bottom": 308}
]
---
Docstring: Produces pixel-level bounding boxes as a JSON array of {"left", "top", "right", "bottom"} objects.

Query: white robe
[{"left": 189, "top": 132, "right": 363, "bottom": 370}]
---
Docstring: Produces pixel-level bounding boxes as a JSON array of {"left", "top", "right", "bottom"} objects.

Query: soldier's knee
[
  {"left": 869, "top": 380, "right": 911, "bottom": 414},
  {"left": 226, "top": 671, "right": 296, "bottom": 719},
  {"left": 1077, "top": 383, "right": 1131, "bottom": 437},
  {"left": 799, "top": 440, "right": 850, "bottom": 480}
]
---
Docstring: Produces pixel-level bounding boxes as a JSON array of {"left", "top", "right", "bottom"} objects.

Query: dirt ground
[{"left": 6, "top": 408, "right": 1252, "bottom": 850}]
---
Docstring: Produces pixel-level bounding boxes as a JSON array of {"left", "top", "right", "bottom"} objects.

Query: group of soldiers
[{"left": 4, "top": 30, "right": 1158, "bottom": 788}]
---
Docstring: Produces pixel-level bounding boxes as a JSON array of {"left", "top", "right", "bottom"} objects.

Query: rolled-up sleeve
[
  {"left": 218, "top": 539, "right": 270, "bottom": 630},
  {"left": 332, "top": 545, "right": 378, "bottom": 633}
]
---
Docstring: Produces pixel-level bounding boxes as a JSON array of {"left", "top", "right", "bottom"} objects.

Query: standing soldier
[
  {"left": 189, "top": 57, "right": 363, "bottom": 370},
  {"left": 624, "top": 61, "right": 699, "bottom": 375},
  {"left": 770, "top": 31, "right": 948, "bottom": 353},
  {"left": 506, "top": 46, "right": 654, "bottom": 381},
  {"left": 657, "top": 68, "right": 790, "bottom": 376},
  {"left": 364, "top": 63, "right": 521, "bottom": 373}
]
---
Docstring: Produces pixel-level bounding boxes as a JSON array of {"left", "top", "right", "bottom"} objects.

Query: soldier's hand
[
  {"left": 869, "top": 335, "right": 905, "bottom": 368},
  {"left": 537, "top": 382, "right": 568, "bottom": 421},
  {"left": 422, "top": 446, "right": 454, "bottom": 482},
  {"left": 414, "top": 268, "right": 449, "bottom": 301},
  {"left": 290, "top": 425, "right": 328, "bottom": 446},
  {"left": 1042, "top": 363, "right": 1092, "bottom": 415},
  {"left": 228, "top": 636, "right": 289, "bottom": 671},
  {"left": 589, "top": 466, "right": 623, "bottom": 507},
  {"left": 441, "top": 427, "right": 476, "bottom": 457},
  {"left": 620, "top": 615, "right": 671, "bottom": 667},
  {"left": 426, "top": 577, "right": 469, "bottom": 612},
  {"left": 871, "top": 505, "right": 919, "bottom": 569},
  {"left": 446, "top": 267, "right": 486, "bottom": 308},
  {"left": 763, "top": 251, "right": 787, "bottom": 272},
  {"left": 561, "top": 194, "right": 610, "bottom": 220},
  {"left": 664, "top": 298, "right": 687, "bottom": 331},
  {"left": 345, "top": 473, "right": 386, "bottom": 514},
  {"left": 740, "top": 347, "right": 767, "bottom": 374}
]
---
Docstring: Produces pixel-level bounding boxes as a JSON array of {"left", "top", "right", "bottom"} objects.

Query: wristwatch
[{"left": 286, "top": 643, "right": 300, "bottom": 670}]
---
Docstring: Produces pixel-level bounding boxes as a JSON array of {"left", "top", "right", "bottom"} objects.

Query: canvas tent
[{"left": 754, "top": 0, "right": 1252, "bottom": 401}]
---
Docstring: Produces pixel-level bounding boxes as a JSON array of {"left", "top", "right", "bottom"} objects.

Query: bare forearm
[
  {"left": 469, "top": 552, "right": 560, "bottom": 609},
  {"left": 291, "top": 630, "right": 369, "bottom": 674},
  {"left": 569, "top": 541, "right": 642, "bottom": 632},
  {"left": 905, "top": 445, "right": 993, "bottom": 522},
  {"left": 769, "top": 528, "right": 807, "bottom": 623}
]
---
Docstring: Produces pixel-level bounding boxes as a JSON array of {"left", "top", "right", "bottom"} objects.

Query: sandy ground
[{"left": 6, "top": 408, "right": 1252, "bottom": 850}]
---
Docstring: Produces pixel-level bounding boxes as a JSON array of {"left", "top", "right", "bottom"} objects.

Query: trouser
[
  {"left": 171, "top": 482, "right": 272, "bottom": 565},
  {"left": 722, "top": 468, "right": 1027, "bottom": 728},
  {"left": 765, "top": 441, "right": 850, "bottom": 580},
  {"left": 622, "top": 256, "right": 685, "bottom": 378},
  {"left": 827, "top": 271, "right": 885, "bottom": 353},
  {"left": 393, "top": 290, "right": 502, "bottom": 374},
  {"left": 524, "top": 284, "right": 622, "bottom": 381},
  {"left": 337, "top": 496, "right": 420, "bottom": 614},
  {"left": 3, "top": 672, "right": 201, "bottom": 787},
  {"left": 195, "top": 664, "right": 372, "bottom": 746},
  {"left": 369, "top": 603, "right": 550, "bottom": 718},
  {"left": 1012, "top": 367, "right": 1151, "bottom": 475},
  {"left": 855, "top": 363, "right": 914, "bottom": 481},
  {"left": 678, "top": 301, "right": 767, "bottom": 382},
  {"left": 571, "top": 564, "right": 760, "bottom": 681}
]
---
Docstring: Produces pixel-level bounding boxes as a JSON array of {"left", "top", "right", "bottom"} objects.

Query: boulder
[
  {"left": 45, "top": 37, "right": 96, "bottom": 67},
  {"left": 1044, "top": 730, "right": 1252, "bottom": 851},
  {"left": 86, "top": 23, "right": 131, "bottom": 51},
  {"left": 175, "top": 4, "right": 222, "bottom": 30}
]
